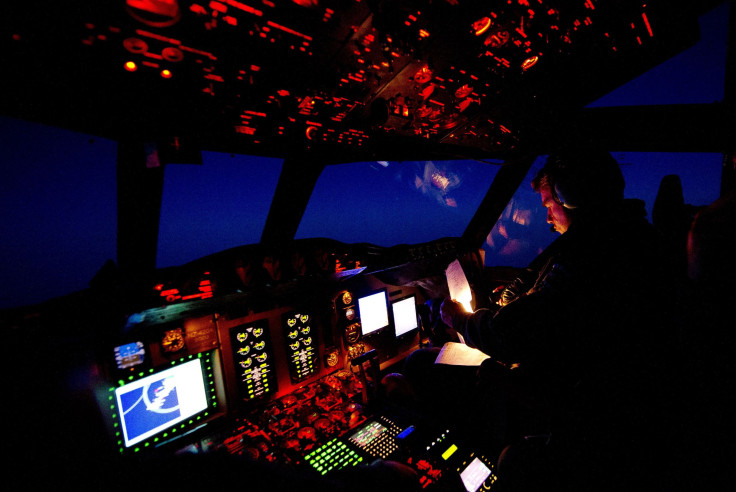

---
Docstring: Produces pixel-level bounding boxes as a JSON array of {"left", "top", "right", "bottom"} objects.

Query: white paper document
[
  {"left": 434, "top": 342, "right": 490, "bottom": 367},
  {"left": 445, "top": 259, "right": 473, "bottom": 312}
]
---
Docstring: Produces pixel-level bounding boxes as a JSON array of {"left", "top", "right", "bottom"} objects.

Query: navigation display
[
  {"left": 114, "top": 341, "right": 145, "bottom": 369},
  {"left": 115, "top": 359, "right": 208, "bottom": 448}
]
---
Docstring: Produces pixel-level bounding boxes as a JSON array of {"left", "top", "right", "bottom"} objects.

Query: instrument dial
[
  {"left": 161, "top": 328, "right": 185, "bottom": 353},
  {"left": 345, "top": 323, "right": 361, "bottom": 344}
]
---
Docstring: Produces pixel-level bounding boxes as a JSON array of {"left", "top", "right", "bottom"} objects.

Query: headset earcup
[{"left": 554, "top": 179, "right": 579, "bottom": 209}]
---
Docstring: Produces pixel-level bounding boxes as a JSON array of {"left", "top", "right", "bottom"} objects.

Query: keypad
[
  {"left": 304, "top": 438, "right": 364, "bottom": 475},
  {"left": 349, "top": 417, "right": 403, "bottom": 459}
]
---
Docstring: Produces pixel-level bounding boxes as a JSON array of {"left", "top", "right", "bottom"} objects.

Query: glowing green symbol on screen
[
  {"left": 256, "top": 353, "right": 268, "bottom": 363},
  {"left": 240, "top": 358, "right": 252, "bottom": 368},
  {"left": 253, "top": 328, "right": 264, "bottom": 337},
  {"left": 290, "top": 341, "right": 300, "bottom": 351},
  {"left": 287, "top": 318, "right": 297, "bottom": 327},
  {"left": 238, "top": 346, "right": 251, "bottom": 356},
  {"left": 300, "top": 326, "right": 311, "bottom": 335},
  {"left": 236, "top": 332, "right": 248, "bottom": 343},
  {"left": 288, "top": 330, "right": 299, "bottom": 339},
  {"left": 254, "top": 341, "right": 266, "bottom": 351},
  {"left": 303, "top": 336, "right": 312, "bottom": 346},
  {"left": 300, "top": 314, "right": 309, "bottom": 323}
]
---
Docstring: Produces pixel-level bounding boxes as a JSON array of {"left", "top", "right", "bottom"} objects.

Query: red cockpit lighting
[
  {"left": 291, "top": 0, "right": 318, "bottom": 7},
  {"left": 455, "top": 84, "right": 473, "bottom": 99},
  {"left": 414, "top": 66, "right": 433, "bottom": 84},
  {"left": 473, "top": 17, "right": 492, "bottom": 36},
  {"left": 521, "top": 55, "right": 539, "bottom": 71}
]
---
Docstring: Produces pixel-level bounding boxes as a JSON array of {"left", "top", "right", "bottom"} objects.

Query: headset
[{"left": 543, "top": 149, "right": 623, "bottom": 211}]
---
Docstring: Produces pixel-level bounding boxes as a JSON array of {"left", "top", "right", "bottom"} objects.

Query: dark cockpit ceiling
[
  {"left": 1, "top": 0, "right": 732, "bottom": 285},
  {"left": 2, "top": 0, "right": 728, "bottom": 158}
]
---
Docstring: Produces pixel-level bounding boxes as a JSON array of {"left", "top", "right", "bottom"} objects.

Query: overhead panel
[{"left": 1, "top": 1, "right": 708, "bottom": 160}]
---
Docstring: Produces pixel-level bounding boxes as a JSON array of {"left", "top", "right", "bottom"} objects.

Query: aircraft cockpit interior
[{"left": 2, "top": 1, "right": 734, "bottom": 491}]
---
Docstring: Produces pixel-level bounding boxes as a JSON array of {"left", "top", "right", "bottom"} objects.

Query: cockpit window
[
  {"left": 483, "top": 152, "right": 723, "bottom": 269},
  {"left": 616, "top": 151, "right": 723, "bottom": 218},
  {"left": 483, "top": 156, "right": 556, "bottom": 268},
  {"left": 157, "top": 153, "right": 283, "bottom": 268},
  {"left": 296, "top": 160, "right": 501, "bottom": 246},
  {"left": 0, "top": 116, "right": 117, "bottom": 309},
  {"left": 588, "top": 2, "right": 728, "bottom": 107}
]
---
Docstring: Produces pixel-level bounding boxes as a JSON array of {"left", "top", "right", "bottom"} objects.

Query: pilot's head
[{"left": 532, "top": 147, "right": 624, "bottom": 234}]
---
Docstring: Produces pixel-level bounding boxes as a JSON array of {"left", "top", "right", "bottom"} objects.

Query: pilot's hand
[
  {"left": 492, "top": 284, "right": 508, "bottom": 306},
  {"left": 439, "top": 298, "right": 464, "bottom": 329}
]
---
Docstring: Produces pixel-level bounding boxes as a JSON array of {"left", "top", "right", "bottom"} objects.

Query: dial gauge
[
  {"left": 341, "top": 291, "right": 353, "bottom": 305},
  {"left": 161, "top": 328, "right": 185, "bottom": 353}
]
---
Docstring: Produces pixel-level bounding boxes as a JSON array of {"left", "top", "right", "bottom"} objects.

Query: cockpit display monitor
[
  {"left": 460, "top": 458, "right": 493, "bottom": 492},
  {"left": 283, "top": 311, "right": 319, "bottom": 383},
  {"left": 114, "top": 341, "right": 145, "bottom": 369},
  {"left": 115, "top": 358, "right": 209, "bottom": 448},
  {"left": 357, "top": 289, "right": 389, "bottom": 336},
  {"left": 391, "top": 295, "right": 418, "bottom": 338},
  {"left": 230, "top": 319, "right": 277, "bottom": 401}
]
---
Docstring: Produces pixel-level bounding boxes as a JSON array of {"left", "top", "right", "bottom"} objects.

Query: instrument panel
[{"left": 88, "top": 235, "right": 512, "bottom": 489}]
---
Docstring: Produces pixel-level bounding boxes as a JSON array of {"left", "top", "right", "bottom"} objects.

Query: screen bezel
[
  {"left": 115, "top": 358, "right": 210, "bottom": 448},
  {"left": 356, "top": 288, "right": 390, "bottom": 337},
  {"left": 391, "top": 294, "right": 419, "bottom": 338}
]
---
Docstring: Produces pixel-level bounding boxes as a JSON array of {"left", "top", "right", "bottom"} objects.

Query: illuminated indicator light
[
  {"left": 161, "top": 69, "right": 172, "bottom": 78},
  {"left": 267, "top": 20, "right": 312, "bottom": 41},
  {"left": 636, "top": 36, "right": 642, "bottom": 45},
  {"left": 419, "top": 29, "right": 430, "bottom": 38},
  {"left": 178, "top": 45, "right": 217, "bottom": 61},
  {"left": 244, "top": 110, "right": 266, "bottom": 117},
  {"left": 210, "top": 1, "right": 227, "bottom": 12},
  {"left": 455, "top": 84, "right": 473, "bottom": 99},
  {"left": 521, "top": 55, "right": 539, "bottom": 71},
  {"left": 584, "top": 0, "right": 596, "bottom": 9},
  {"left": 124, "top": 61, "right": 138, "bottom": 72},
  {"left": 642, "top": 13, "right": 654, "bottom": 37},
  {"left": 414, "top": 66, "right": 433, "bottom": 84},
  {"left": 473, "top": 17, "right": 492, "bottom": 36},
  {"left": 135, "top": 29, "right": 181, "bottom": 45},
  {"left": 224, "top": 0, "right": 263, "bottom": 16}
]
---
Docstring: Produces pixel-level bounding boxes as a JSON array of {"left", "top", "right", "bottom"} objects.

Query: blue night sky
[{"left": 0, "top": 3, "right": 729, "bottom": 310}]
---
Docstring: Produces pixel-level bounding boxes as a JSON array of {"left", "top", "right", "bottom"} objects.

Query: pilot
[
  {"left": 488, "top": 148, "right": 627, "bottom": 309},
  {"left": 405, "top": 147, "right": 684, "bottom": 490}
]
